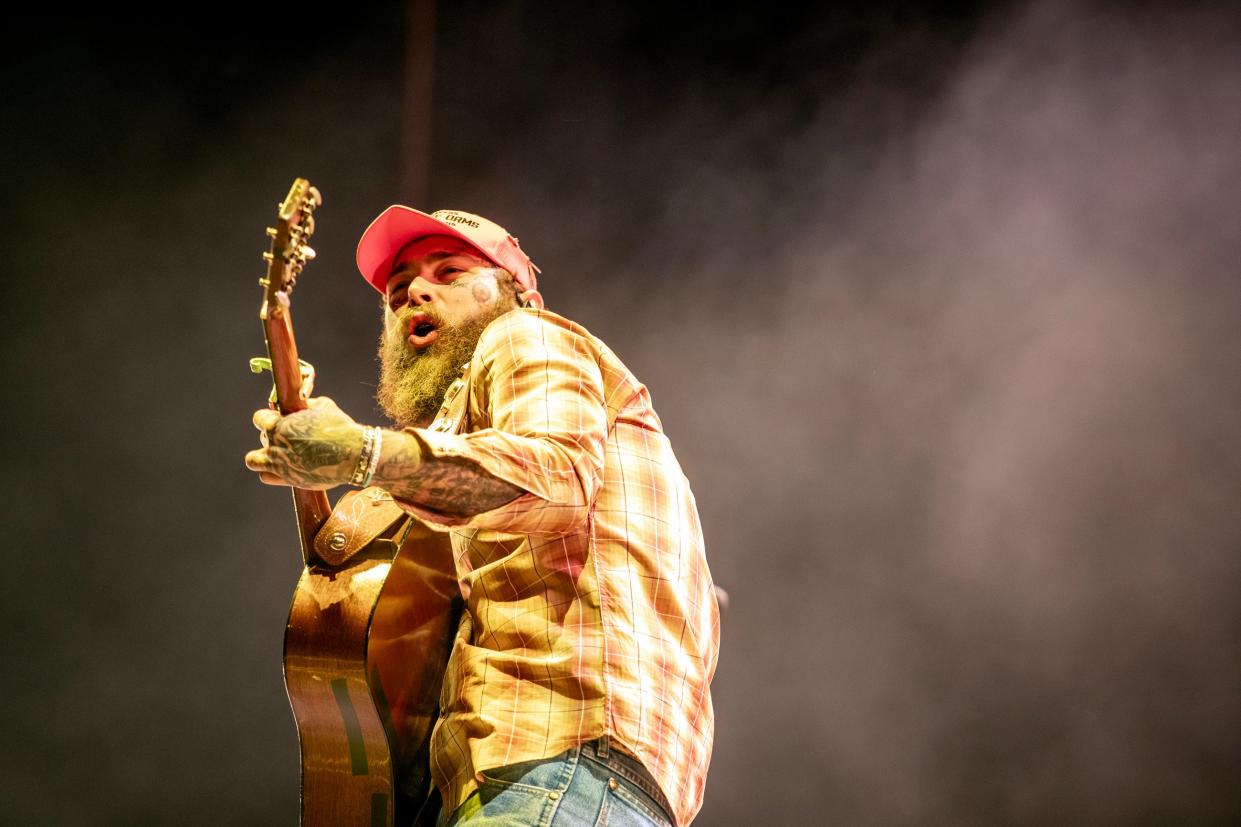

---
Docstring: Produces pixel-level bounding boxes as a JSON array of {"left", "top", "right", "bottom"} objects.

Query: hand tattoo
[{"left": 262, "top": 398, "right": 363, "bottom": 489}]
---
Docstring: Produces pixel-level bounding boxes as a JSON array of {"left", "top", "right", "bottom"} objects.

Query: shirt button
[{"left": 547, "top": 791, "right": 561, "bottom": 800}]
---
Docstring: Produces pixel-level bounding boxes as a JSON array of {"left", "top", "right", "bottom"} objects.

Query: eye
[{"left": 387, "top": 279, "right": 409, "bottom": 308}]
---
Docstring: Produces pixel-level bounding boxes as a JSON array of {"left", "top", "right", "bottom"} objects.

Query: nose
[
  {"left": 390, "top": 276, "right": 434, "bottom": 310},
  {"left": 407, "top": 277, "right": 434, "bottom": 307}
]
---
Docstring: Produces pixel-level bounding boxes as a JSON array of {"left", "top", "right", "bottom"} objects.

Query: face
[
  {"left": 376, "top": 236, "right": 518, "bottom": 427},
  {"left": 384, "top": 236, "right": 515, "bottom": 343}
]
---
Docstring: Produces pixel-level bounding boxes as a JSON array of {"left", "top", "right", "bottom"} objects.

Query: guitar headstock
[{"left": 260, "top": 178, "right": 322, "bottom": 317}]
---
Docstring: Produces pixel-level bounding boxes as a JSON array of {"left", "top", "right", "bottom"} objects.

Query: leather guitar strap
[{"left": 312, "top": 487, "right": 406, "bottom": 566}]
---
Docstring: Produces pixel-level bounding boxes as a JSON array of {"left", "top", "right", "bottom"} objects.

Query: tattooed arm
[
  {"left": 246, "top": 313, "right": 603, "bottom": 523},
  {"left": 246, "top": 396, "right": 522, "bottom": 514},
  {"left": 370, "top": 430, "right": 525, "bottom": 517}
]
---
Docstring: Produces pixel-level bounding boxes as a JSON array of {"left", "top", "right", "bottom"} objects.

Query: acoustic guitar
[{"left": 257, "top": 179, "right": 460, "bottom": 826}]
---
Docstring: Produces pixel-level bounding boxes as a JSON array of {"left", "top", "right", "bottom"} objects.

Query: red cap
[{"left": 356, "top": 206, "right": 540, "bottom": 294}]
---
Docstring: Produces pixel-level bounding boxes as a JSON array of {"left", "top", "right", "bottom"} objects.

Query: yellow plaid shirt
[{"left": 393, "top": 308, "right": 719, "bottom": 826}]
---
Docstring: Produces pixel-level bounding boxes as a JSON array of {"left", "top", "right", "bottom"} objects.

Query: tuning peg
[
  {"left": 266, "top": 227, "right": 277, "bottom": 238},
  {"left": 301, "top": 245, "right": 316, "bottom": 260},
  {"left": 308, "top": 186, "right": 322, "bottom": 206},
  {"left": 262, "top": 252, "right": 274, "bottom": 263}
]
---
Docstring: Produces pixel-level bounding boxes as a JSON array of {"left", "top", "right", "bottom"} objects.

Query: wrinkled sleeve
[{"left": 394, "top": 311, "right": 607, "bottom": 535}]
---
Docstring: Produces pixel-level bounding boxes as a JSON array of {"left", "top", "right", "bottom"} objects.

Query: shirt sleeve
[{"left": 393, "top": 310, "right": 608, "bottom": 535}]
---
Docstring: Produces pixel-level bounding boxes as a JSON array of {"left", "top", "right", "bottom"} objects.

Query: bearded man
[{"left": 245, "top": 207, "right": 720, "bottom": 827}]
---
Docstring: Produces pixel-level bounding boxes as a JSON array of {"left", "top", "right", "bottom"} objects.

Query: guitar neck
[
  {"left": 260, "top": 178, "right": 331, "bottom": 565},
  {"left": 263, "top": 298, "right": 332, "bottom": 563}
]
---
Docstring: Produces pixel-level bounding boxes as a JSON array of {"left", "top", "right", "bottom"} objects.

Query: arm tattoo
[{"left": 375, "top": 430, "right": 524, "bottom": 517}]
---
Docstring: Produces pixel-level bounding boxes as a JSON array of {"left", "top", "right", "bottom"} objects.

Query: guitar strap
[{"left": 312, "top": 487, "right": 406, "bottom": 566}]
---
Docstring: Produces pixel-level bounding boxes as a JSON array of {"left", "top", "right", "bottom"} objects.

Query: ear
[{"left": 518, "top": 288, "right": 544, "bottom": 310}]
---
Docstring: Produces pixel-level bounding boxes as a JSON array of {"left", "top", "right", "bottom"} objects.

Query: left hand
[{"left": 245, "top": 396, "right": 365, "bottom": 489}]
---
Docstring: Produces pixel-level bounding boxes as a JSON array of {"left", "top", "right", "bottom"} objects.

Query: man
[{"left": 245, "top": 207, "right": 719, "bottom": 826}]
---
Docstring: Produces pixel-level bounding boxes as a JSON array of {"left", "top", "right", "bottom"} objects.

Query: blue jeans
[{"left": 439, "top": 738, "right": 674, "bottom": 827}]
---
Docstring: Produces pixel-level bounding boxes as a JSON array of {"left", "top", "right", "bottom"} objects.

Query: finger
[
  {"left": 258, "top": 472, "right": 291, "bottom": 487},
  {"left": 253, "top": 408, "right": 281, "bottom": 432},
  {"left": 308, "top": 395, "right": 335, "bottom": 410},
  {"left": 245, "top": 448, "right": 277, "bottom": 473}
]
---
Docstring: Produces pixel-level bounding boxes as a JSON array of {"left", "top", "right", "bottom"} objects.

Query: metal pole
[{"left": 401, "top": 0, "right": 436, "bottom": 206}]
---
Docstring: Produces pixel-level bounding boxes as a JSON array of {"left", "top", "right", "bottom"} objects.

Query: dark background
[{"left": 3, "top": 1, "right": 1239, "bottom": 824}]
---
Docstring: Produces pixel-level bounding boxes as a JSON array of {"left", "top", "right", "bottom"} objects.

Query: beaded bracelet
[{"left": 350, "top": 426, "right": 383, "bottom": 487}]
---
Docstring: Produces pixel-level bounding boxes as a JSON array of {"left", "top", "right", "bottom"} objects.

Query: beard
[{"left": 376, "top": 301, "right": 511, "bottom": 428}]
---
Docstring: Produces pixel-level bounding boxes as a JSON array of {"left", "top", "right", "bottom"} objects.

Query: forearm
[{"left": 370, "top": 427, "right": 525, "bottom": 518}]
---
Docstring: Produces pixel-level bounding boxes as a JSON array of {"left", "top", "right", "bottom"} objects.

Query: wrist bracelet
[
  {"left": 350, "top": 426, "right": 381, "bottom": 487},
  {"left": 361, "top": 427, "right": 383, "bottom": 487}
]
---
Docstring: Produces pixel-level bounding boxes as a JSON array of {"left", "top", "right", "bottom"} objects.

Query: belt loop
[{"left": 596, "top": 734, "right": 610, "bottom": 759}]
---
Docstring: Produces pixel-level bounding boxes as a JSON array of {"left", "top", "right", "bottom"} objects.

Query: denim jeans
[{"left": 439, "top": 737, "right": 674, "bottom": 827}]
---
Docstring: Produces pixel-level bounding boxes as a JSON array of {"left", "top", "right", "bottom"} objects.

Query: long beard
[{"left": 376, "top": 304, "right": 508, "bottom": 428}]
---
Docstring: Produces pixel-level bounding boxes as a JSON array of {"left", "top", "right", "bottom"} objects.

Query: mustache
[{"left": 394, "top": 304, "right": 447, "bottom": 331}]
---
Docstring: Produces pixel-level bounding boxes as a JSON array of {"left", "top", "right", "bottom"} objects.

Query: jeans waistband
[{"left": 579, "top": 737, "right": 673, "bottom": 822}]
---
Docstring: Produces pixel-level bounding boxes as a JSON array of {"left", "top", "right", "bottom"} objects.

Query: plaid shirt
[{"left": 392, "top": 308, "right": 720, "bottom": 826}]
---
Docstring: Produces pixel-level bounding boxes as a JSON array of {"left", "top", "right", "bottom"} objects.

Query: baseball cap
[{"left": 356, "top": 206, "right": 540, "bottom": 294}]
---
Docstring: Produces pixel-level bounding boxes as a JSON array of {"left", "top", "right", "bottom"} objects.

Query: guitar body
[{"left": 284, "top": 490, "right": 460, "bottom": 827}]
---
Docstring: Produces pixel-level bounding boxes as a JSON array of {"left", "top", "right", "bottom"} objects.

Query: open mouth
[{"left": 406, "top": 311, "right": 440, "bottom": 349}]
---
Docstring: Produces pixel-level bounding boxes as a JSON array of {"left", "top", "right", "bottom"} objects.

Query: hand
[{"left": 245, "top": 396, "right": 365, "bottom": 490}]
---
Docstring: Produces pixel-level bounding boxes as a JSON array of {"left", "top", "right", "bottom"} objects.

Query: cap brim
[{"left": 355, "top": 205, "right": 501, "bottom": 293}]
